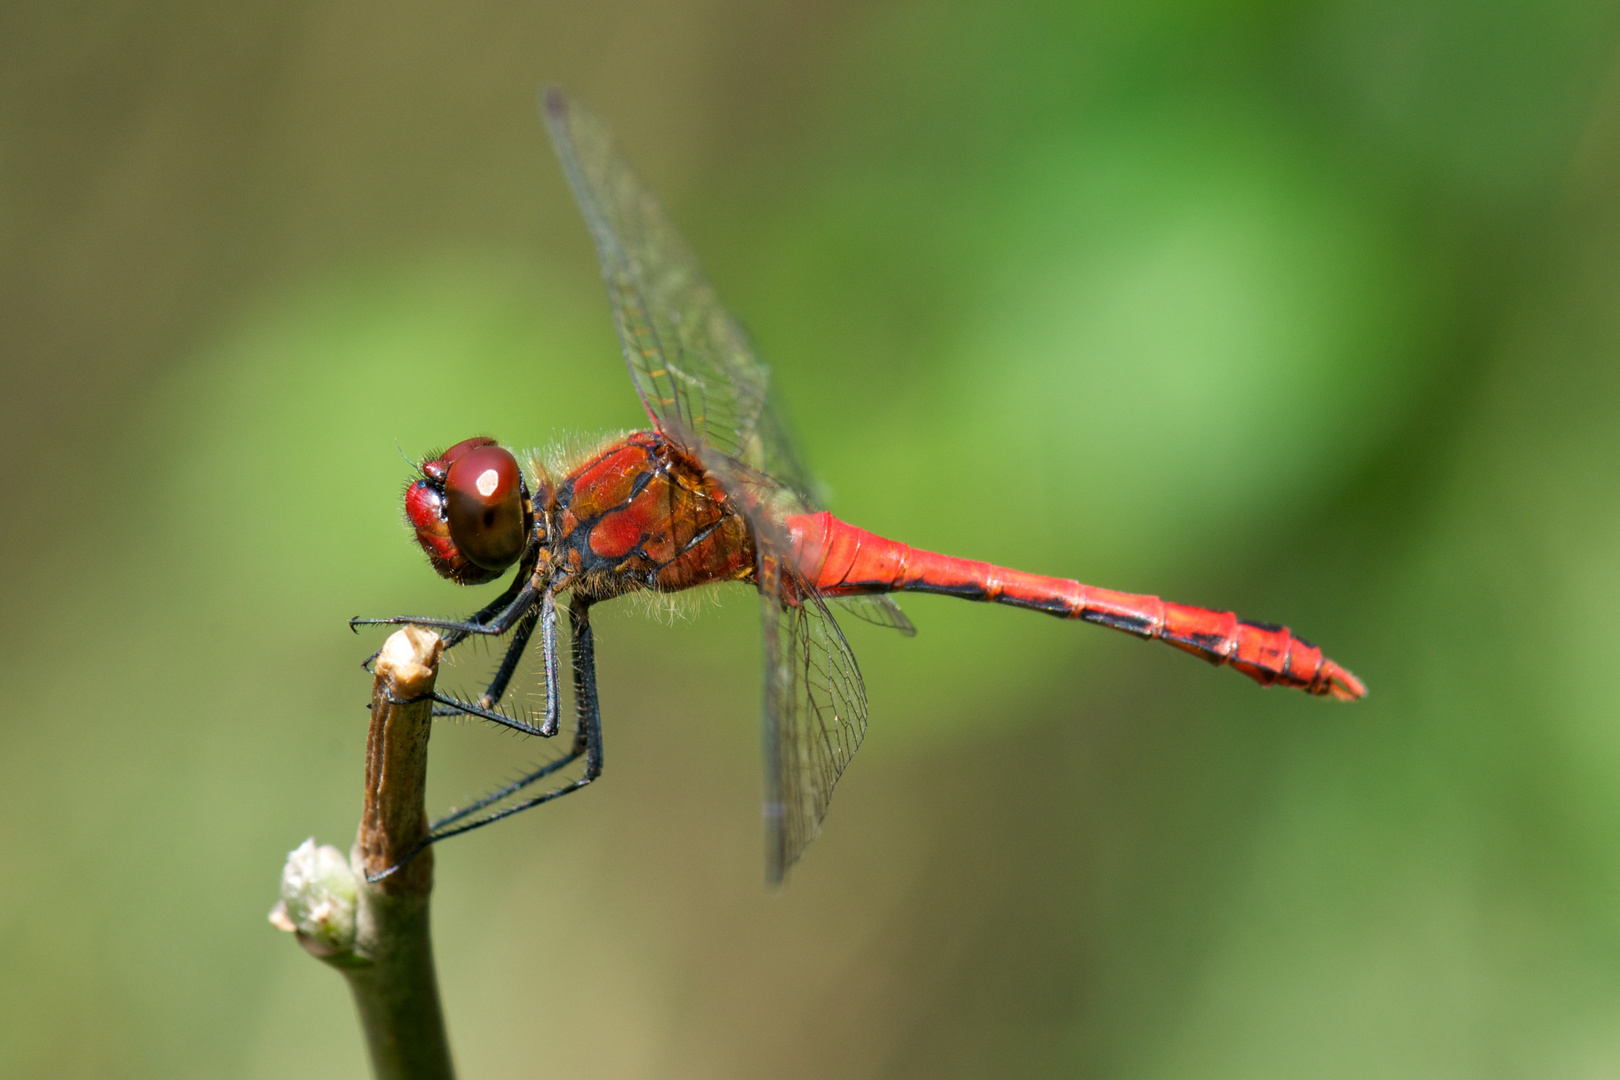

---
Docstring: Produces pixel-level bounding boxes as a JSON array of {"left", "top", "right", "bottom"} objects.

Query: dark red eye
[
  {"left": 443, "top": 444, "right": 526, "bottom": 571},
  {"left": 424, "top": 437, "right": 499, "bottom": 483}
]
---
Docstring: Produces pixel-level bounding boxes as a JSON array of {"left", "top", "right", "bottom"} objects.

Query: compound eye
[
  {"left": 443, "top": 444, "right": 526, "bottom": 571},
  {"left": 423, "top": 436, "right": 498, "bottom": 482}
]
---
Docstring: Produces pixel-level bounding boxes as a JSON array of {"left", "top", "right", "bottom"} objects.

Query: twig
[{"left": 270, "top": 625, "right": 456, "bottom": 1080}]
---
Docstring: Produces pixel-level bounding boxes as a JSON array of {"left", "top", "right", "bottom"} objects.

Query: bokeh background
[{"left": 5, "top": 1, "right": 1620, "bottom": 1076}]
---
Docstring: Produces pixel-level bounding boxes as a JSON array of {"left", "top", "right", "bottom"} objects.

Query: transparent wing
[
  {"left": 758, "top": 551, "right": 871, "bottom": 885},
  {"left": 545, "top": 86, "right": 915, "bottom": 641},
  {"left": 832, "top": 595, "right": 917, "bottom": 636},
  {"left": 542, "top": 86, "right": 816, "bottom": 505},
  {"left": 545, "top": 87, "right": 905, "bottom": 880}
]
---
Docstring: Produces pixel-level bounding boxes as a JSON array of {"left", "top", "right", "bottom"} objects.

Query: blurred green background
[{"left": 5, "top": 0, "right": 1620, "bottom": 1076}]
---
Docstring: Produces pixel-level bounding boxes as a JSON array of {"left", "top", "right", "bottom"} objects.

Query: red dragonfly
[{"left": 355, "top": 88, "right": 1365, "bottom": 884}]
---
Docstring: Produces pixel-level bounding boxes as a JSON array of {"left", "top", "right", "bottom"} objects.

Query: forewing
[
  {"left": 758, "top": 553, "right": 871, "bottom": 885},
  {"left": 545, "top": 88, "right": 895, "bottom": 882},
  {"left": 542, "top": 87, "right": 816, "bottom": 504}
]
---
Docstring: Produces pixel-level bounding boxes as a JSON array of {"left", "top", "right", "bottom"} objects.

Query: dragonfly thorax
[{"left": 550, "top": 431, "right": 757, "bottom": 598}]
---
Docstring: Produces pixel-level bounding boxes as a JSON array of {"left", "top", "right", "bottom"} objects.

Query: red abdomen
[{"left": 786, "top": 511, "right": 1365, "bottom": 701}]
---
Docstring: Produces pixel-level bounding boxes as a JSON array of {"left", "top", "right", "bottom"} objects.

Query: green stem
[{"left": 272, "top": 625, "right": 455, "bottom": 1080}]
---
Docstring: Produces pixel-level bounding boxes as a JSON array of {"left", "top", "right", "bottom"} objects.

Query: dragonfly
[{"left": 354, "top": 87, "right": 1366, "bottom": 885}]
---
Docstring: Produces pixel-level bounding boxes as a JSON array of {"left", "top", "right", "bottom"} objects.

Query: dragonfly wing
[
  {"left": 542, "top": 87, "right": 817, "bottom": 504},
  {"left": 758, "top": 552, "right": 871, "bottom": 886},
  {"left": 832, "top": 595, "right": 917, "bottom": 636},
  {"left": 547, "top": 88, "right": 882, "bottom": 881}
]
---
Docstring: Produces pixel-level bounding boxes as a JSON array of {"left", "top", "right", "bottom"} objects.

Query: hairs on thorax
[
  {"left": 619, "top": 583, "right": 730, "bottom": 626},
  {"left": 521, "top": 429, "right": 633, "bottom": 486}
]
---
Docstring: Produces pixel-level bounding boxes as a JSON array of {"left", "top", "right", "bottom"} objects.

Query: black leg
[
  {"left": 423, "top": 692, "right": 550, "bottom": 737},
  {"left": 541, "top": 590, "right": 561, "bottom": 736},
  {"left": 429, "top": 602, "right": 537, "bottom": 715},
  {"left": 356, "top": 561, "right": 541, "bottom": 674},
  {"left": 381, "top": 594, "right": 605, "bottom": 866},
  {"left": 430, "top": 586, "right": 556, "bottom": 712},
  {"left": 569, "top": 593, "right": 605, "bottom": 780},
  {"left": 427, "top": 590, "right": 562, "bottom": 738},
  {"left": 350, "top": 578, "right": 542, "bottom": 637},
  {"left": 427, "top": 746, "right": 586, "bottom": 832},
  {"left": 439, "top": 573, "right": 535, "bottom": 653}
]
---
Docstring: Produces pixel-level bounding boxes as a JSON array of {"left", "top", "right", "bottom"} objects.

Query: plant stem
[{"left": 272, "top": 625, "right": 456, "bottom": 1080}]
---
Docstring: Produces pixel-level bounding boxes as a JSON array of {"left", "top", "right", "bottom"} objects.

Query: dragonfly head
[{"left": 404, "top": 437, "right": 532, "bottom": 585}]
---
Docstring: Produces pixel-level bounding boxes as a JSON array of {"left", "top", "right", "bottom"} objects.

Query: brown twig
[{"left": 271, "top": 625, "right": 456, "bottom": 1080}]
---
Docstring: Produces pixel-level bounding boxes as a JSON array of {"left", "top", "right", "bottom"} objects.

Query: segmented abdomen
[{"left": 785, "top": 511, "right": 1365, "bottom": 701}]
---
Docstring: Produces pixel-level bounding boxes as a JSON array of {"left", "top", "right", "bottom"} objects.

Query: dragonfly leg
[
  {"left": 429, "top": 601, "right": 537, "bottom": 714},
  {"left": 350, "top": 543, "right": 548, "bottom": 639},
  {"left": 357, "top": 544, "right": 541, "bottom": 662},
  {"left": 424, "top": 692, "right": 550, "bottom": 737},
  {"left": 428, "top": 589, "right": 562, "bottom": 731},
  {"left": 568, "top": 594, "right": 605, "bottom": 779},
  {"left": 427, "top": 589, "right": 564, "bottom": 738},
  {"left": 437, "top": 571, "right": 537, "bottom": 653},
  {"left": 368, "top": 594, "right": 605, "bottom": 877},
  {"left": 540, "top": 590, "right": 562, "bottom": 736},
  {"left": 359, "top": 559, "right": 546, "bottom": 674},
  {"left": 427, "top": 747, "right": 586, "bottom": 833},
  {"left": 351, "top": 580, "right": 541, "bottom": 637}
]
